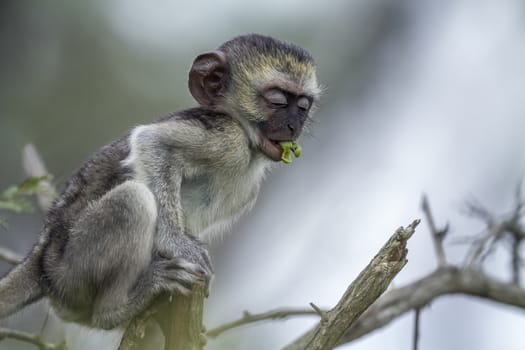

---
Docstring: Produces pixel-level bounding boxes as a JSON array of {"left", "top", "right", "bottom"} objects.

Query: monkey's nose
[{"left": 287, "top": 123, "right": 296, "bottom": 136}]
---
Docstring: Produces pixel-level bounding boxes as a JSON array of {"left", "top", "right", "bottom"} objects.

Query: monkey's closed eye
[
  {"left": 297, "top": 96, "right": 311, "bottom": 111},
  {"left": 264, "top": 89, "right": 288, "bottom": 108}
]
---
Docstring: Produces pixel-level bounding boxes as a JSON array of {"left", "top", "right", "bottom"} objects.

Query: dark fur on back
[
  {"left": 40, "top": 108, "right": 223, "bottom": 295},
  {"left": 158, "top": 107, "right": 229, "bottom": 130},
  {"left": 41, "top": 136, "right": 132, "bottom": 296}
]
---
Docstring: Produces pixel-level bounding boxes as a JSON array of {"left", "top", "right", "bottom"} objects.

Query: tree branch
[
  {"left": 119, "top": 284, "right": 207, "bottom": 350},
  {"left": 206, "top": 266, "right": 525, "bottom": 348},
  {"left": 163, "top": 285, "right": 207, "bottom": 350},
  {"left": 22, "top": 143, "right": 56, "bottom": 213},
  {"left": 118, "top": 307, "right": 158, "bottom": 350},
  {"left": 283, "top": 219, "right": 420, "bottom": 350},
  {"left": 337, "top": 266, "right": 525, "bottom": 345},
  {"left": 412, "top": 308, "right": 420, "bottom": 350},
  {"left": 421, "top": 195, "right": 448, "bottom": 267},
  {"left": 0, "top": 326, "right": 63, "bottom": 350},
  {"left": 0, "top": 246, "right": 23, "bottom": 265},
  {"left": 207, "top": 308, "right": 323, "bottom": 338}
]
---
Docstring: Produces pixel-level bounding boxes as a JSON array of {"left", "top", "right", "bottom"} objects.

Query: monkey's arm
[
  {"left": 126, "top": 120, "right": 213, "bottom": 271},
  {"left": 127, "top": 121, "right": 202, "bottom": 234}
]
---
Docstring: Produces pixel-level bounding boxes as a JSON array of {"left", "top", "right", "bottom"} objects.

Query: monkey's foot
[
  {"left": 278, "top": 141, "right": 302, "bottom": 164},
  {"left": 155, "top": 234, "right": 213, "bottom": 295},
  {"left": 153, "top": 256, "right": 211, "bottom": 296}
]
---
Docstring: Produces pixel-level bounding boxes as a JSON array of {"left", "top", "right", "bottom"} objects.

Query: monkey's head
[{"left": 188, "top": 34, "right": 321, "bottom": 162}]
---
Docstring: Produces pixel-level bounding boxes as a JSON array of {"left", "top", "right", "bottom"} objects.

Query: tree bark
[
  {"left": 161, "top": 285, "right": 207, "bottom": 350},
  {"left": 284, "top": 220, "right": 419, "bottom": 350},
  {"left": 119, "top": 285, "right": 206, "bottom": 350}
]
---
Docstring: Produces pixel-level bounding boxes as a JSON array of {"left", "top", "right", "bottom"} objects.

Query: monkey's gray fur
[{"left": 0, "top": 34, "right": 320, "bottom": 330}]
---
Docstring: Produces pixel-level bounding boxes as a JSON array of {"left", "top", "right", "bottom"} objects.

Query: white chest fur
[
  {"left": 124, "top": 115, "right": 272, "bottom": 240},
  {"left": 181, "top": 156, "right": 269, "bottom": 239}
]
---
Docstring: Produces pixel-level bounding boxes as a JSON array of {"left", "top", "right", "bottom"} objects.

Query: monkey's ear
[{"left": 188, "top": 51, "right": 230, "bottom": 108}]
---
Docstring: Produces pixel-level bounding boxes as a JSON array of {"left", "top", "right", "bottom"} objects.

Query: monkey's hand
[{"left": 154, "top": 234, "right": 213, "bottom": 295}]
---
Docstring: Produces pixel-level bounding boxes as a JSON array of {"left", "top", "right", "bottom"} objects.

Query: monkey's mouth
[{"left": 258, "top": 136, "right": 283, "bottom": 162}]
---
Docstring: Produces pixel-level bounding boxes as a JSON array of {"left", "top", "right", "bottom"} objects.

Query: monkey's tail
[{"left": 0, "top": 245, "right": 44, "bottom": 318}]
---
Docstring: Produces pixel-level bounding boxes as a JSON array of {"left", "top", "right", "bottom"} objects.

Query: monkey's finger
[
  {"left": 157, "top": 258, "right": 208, "bottom": 283},
  {"left": 200, "top": 250, "right": 214, "bottom": 275},
  {"left": 169, "top": 282, "right": 192, "bottom": 296}
]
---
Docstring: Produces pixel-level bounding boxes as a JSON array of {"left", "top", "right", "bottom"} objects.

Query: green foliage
[
  {"left": 0, "top": 176, "right": 51, "bottom": 226},
  {"left": 279, "top": 141, "right": 302, "bottom": 164}
]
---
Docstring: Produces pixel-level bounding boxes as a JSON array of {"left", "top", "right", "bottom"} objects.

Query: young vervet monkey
[{"left": 0, "top": 34, "right": 321, "bottom": 329}]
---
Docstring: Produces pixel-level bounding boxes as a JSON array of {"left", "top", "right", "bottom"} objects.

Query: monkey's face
[
  {"left": 255, "top": 85, "right": 314, "bottom": 161},
  {"left": 188, "top": 35, "right": 320, "bottom": 162}
]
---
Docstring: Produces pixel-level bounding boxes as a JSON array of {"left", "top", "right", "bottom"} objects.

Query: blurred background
[{"left": 1, "top": 0, "right": 525, "bottom": 349}]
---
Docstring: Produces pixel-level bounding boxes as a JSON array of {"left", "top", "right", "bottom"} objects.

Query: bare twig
[
  {"left": 0, "top": 246, "right": 23, "bottom": 265},
  {"left": 511, "top": 235, "right": 522, "bottom": 285},
  {"left": 465, "top": 222, "right": 505, "bottom": 267},
  {"left": 465, "top": 190, "right": 525, "bottom": 269},
  {"left": 506, "top": 187, "right": 525, "bottom": 285},
  {"left": 0, "top": 326, "right": 63, "bottom": 350},
  {"left": 284, "top": 220, "right": 420, "bottom": 350},
  {"left": 309, "top": 303, "right": 326, "bottom": 319},
  {"left": 207, "top": 308, "right": 323, "bottom": 338},
  {"left": 511, "top": 181, "right": 524, "bottom": 221},
  {"left": 421, "top": 195, "right": 448, "bottom": 266},
  {"left": 412, "top": 308, "right": 420, "bottom": 350},
  {"left": 462, "top": 197, "right": 500, "bottom": 267},
  {"left": 463, "top": 196, "right": 494, "bottom": 226},
  {"left": 22, "top": 143, "right": 57, "bottom": 212}
]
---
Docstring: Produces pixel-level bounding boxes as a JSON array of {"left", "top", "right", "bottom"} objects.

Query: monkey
[{"left": 0, "top": 34, "right": 321, "bottom": 330}]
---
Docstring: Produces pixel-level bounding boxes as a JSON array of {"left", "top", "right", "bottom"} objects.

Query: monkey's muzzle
[{"left": 258, "top": 136, "right": 302, "bottom": 164}]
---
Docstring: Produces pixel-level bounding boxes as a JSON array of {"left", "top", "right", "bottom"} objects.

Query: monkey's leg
[{"left": 59, "top": 181, "right": 205, "bottom": 329}]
